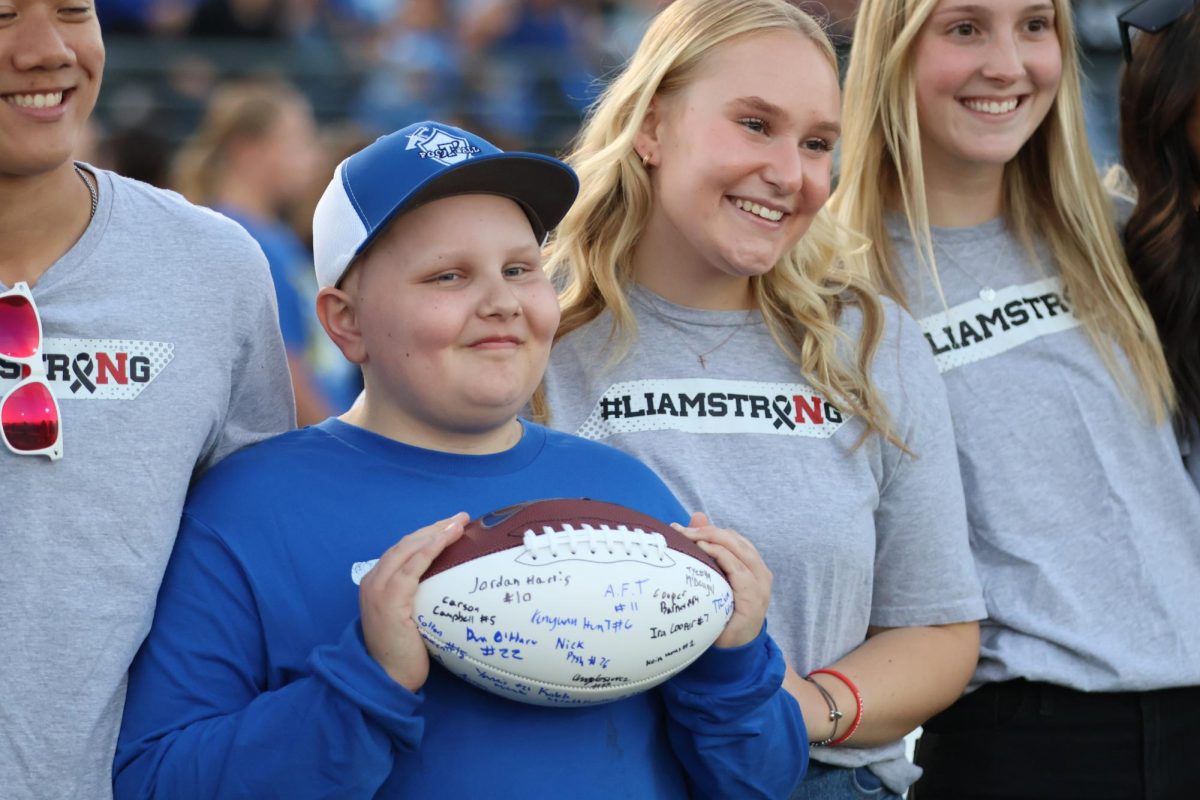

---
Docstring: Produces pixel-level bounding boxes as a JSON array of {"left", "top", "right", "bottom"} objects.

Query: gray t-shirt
[
  {"left": 542, "top": 285, "right": 985, "bottom": 792},
  {"left": 888, "top": 216, "right": 1200, "bottom": 693},
  {"left": 0, "top": 167, "right": 294, "bottom": 800}
]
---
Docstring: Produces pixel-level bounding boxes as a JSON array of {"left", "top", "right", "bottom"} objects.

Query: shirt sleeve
[
  {"left": 114, "top": 514, "right": 421, "bottom": 800},
  {"left": 870, "top": 307, "right": 987, "bottom": 628},
  {"left": 660, "top": 624, "right": 807, "bottom": 799},
  {"left": 198, "top": 246, "right": 296, "bottom": 473}
]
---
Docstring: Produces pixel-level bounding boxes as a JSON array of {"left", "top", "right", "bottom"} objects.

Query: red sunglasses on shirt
[{"left": 0, "top": 282, "right": 62, "bottom": 460}]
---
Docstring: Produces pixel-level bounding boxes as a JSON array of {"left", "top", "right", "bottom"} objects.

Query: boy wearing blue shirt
[{"left": 114, "top": 121, "right": 806, "bottom": 799}]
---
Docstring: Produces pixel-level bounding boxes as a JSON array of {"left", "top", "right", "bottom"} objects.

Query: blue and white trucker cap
[{"left": 313, "top": 120, "right": 580, "bottom": 288}]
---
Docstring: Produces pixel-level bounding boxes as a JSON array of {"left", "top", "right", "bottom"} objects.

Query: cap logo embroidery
[{"left": 404, "top": 126, "right": 482, "bottom": 166}]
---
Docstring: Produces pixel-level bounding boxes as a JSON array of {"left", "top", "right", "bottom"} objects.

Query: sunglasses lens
[
  {"left": 2, "top": 381, "right": 59, "bottom": 452},
  {"left": 1125, "top": 0, "right": 1196, "bottom": 32},
  {"left": 0, "top": 293, "right": 40, "bottom": 359}
]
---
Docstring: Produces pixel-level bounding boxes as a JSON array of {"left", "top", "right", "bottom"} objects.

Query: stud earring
[{"left": 641, "top": 152, "right": 651, "bottom": 168}]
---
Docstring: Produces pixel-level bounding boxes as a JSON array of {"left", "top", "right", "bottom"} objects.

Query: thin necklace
[
  {"left": 74, "top": 165, "right": 97, "bottom": 220},
  {"left": 639, "top": 289, "right": 756, "bottom": 369},
  {"left": 934, "top": 239, "right": 1004, "bottom": 303}
]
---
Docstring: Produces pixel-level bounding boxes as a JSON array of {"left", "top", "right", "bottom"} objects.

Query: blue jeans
[{"left": 790, "top": 760, "right": 903, "bottom": 800}]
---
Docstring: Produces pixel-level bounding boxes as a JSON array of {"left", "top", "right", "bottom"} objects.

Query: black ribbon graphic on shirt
[
  {"left": 772, "top": 396, "right": 796, "bottom": 430},
  {"left": 70, "top": 353, "right": 96, "bottom": 394}
]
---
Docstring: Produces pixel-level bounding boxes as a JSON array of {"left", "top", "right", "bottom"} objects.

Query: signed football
[{"left": 413, "top": 498, "right": 734, "bottom": 707}]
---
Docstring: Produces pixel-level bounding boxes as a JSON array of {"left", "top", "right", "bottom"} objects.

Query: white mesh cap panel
[{"left": 312, "top": 161, "right": 371, "bottom": 288}]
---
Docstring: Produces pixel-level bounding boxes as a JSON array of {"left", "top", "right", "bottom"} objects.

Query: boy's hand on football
[
  {"left": 359, "top": 512, "right": 469, "bottom": 691},
  {"left": 673, "top": 512, "right": 771, "bottom": 649}
]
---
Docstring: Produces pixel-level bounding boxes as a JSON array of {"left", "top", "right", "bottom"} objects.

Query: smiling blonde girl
[
  {"left": 835, "top": 0, "right": 1200, "bottom": 795},
  {"left": 536, "top": 1, "right": 987, "bottom": 796}
]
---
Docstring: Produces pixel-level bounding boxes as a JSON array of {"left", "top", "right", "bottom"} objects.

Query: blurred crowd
[
  {"left": 78, "top": 0, "right": 1132, "bottom": 424},
  {"left": 91, "top": 0, "right": 670, "bottom": 171}
]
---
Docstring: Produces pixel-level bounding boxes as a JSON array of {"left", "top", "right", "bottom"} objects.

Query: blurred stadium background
[{"left": 88, "top": 0, "right": 1132, "bottom": 173}]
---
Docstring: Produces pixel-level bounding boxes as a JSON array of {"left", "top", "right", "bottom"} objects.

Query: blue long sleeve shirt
[{"left": 115, "top": 420, "right": 806, "bottom": 799}]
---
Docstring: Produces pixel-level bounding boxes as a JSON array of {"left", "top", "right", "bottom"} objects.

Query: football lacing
[{"left": 522, "top": 524, "right": 669, "bottom": 563}]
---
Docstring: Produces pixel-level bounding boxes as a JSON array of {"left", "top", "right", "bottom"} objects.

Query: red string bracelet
[{"left": 807, "top": 668, "right": 863, "bottom": 746}]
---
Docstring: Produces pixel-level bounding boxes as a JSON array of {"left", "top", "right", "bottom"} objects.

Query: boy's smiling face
[{"left": 342, "top": 193, "right": 559, "bottom": 445}]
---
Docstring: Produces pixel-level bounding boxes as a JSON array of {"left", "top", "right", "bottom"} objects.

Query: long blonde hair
[
  {"left": 533, "top": 0, "right": 897, "bottom": 444},
  {"left": 833, "top": 0, "right": 1174, "bottom": 421}
]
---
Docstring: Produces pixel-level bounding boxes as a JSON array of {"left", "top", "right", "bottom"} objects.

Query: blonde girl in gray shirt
[
  {"left": 834, "top": 0, "right": 1200, "bottom": 796},
  {"left": 535, "top": 1, "right": 988, "bottom": 796}
]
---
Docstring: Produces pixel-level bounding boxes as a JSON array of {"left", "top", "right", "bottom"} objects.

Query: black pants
[{"left": 911, "top": 679, "right": 1200, "bottom": 800}]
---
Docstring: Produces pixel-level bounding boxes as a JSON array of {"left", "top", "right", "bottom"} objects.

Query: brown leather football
[
  {"left": 423, "top": 498, "right": 720, "bottom": 580},
  {"left": 413, "top": 497, "right": 735, "bottom": 707}
]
